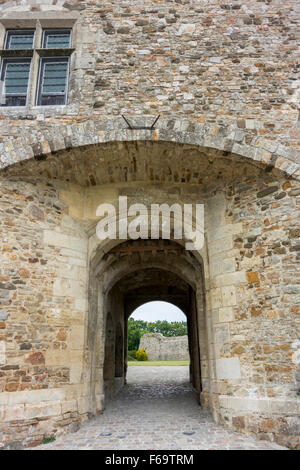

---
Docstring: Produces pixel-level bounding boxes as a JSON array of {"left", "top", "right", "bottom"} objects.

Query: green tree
[
  {"left": 128, "top": 318, "right": 187, "bottom": 351},
  {"left": 128, "top": 318, "right": 148, "bottom": 350},
  {"left": 145, "top": 320, "right": 187, "bottom": 337}
]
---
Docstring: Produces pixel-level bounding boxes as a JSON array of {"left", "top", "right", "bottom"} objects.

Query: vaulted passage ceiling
[
  {"left": 119, "top": 268, "right": 190, "bottom": 317},
  {"left": 101, "top": 239, "right": 203, "bottom": 316}
]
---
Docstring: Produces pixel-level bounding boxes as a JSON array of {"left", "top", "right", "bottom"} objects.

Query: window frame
[
  {"left": 36, "top": 56, "right": 70, "bottom": 107},
  {"left": 0, "top": 13, "right": 79, "bottom": 111},
  {"left": 4, "top": 29, "right": 35, "bottom": 50},
  {"left": 42, "top": 28, "right": 72, "bottom": 49},
  {"left": 0, "top": 57, "right": 32, "bottom": 107}
]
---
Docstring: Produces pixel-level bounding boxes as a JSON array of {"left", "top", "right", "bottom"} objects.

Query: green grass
[
  {"left": 128, "top": 360, "right": 190, "bottom": 366},
  {"left": 42, "top": 436, "right": 56, "bottom": 444}
]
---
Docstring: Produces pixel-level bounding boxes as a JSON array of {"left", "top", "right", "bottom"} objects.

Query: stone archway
[
  {"left": 0, "top": 117, "right": 299, "bottom": 182},
  {"left": 0, "top": 133, "right": 299, "bottom": 448},
  {"left": 88, "top": 238, "right": 208, "bottom": 413}
]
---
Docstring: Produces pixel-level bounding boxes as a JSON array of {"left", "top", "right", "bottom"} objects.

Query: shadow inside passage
[{"left": 106, "top": 366, "right": 200, "bottom": 411}]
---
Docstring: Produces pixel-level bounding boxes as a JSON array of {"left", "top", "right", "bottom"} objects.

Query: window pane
[
  {"left": 3, "top": 96, "right": 27, "bottom": 106},
  {"left": 5, "top": 62, "right": 30, "bottom": 94},
  {"left": 0, "top": 60, "right": 31, "bottom": 106},
  {"left": 43, "top": 30, "right": 71, "bottom": 49},
  {"left": 42, "top": 62, "right": 68, "bottom": 93},
  {"left": 6, "top": 31, "right": 34, "bottom": 50},
  {"left": 40, "top": 95, "right": 66, "bottom": 106},
  {"left": 37, "top": 58, "right": 69, "bottom": 106}
]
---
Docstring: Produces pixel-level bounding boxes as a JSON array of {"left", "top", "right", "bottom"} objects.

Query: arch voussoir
[{"left": 0, "top": 118, "right": 299, "bottom": 180}]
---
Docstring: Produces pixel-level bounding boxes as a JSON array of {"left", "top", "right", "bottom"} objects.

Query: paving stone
[{"left": 33, "top": 367, "right": 286, "bottom": 451}]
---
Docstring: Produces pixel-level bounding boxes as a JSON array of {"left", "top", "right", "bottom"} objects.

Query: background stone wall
[{"left": 139, "top": 333, "right": 190, "bottom": 361}]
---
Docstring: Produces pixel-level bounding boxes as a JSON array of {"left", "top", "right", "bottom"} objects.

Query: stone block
[
  {"left": 269, "top": 399, "right": 299, "bottom": 415},
  {"left": 0, "top": 310, "right": 8, "bottom": 320},
  {"left": 232, "top": 416, "right": 246, "bottom": 429},
  {"left": 213, "top": 271, "right": 247, "bottom": 288},
  {"left": 209, "top": 237, "right": 233, "bottom": 255},
  {"left": 221, "top": 286, "right": 237, "bottom": 307},
  {"left": 45, "top": 350, "right": 70, "bottom": 367},
  {"left": 44, "top": 230, "right": 87, "bottom": 253},
  {"left": 0, "top": 341, "right": 5, "bottom": 365},
  {"left": 4, "top": 404, "right": 25, "bottom": 422},
  {"left": 210, "top": 288, "right": 223, "bottom": 309},
  {"left": 292, "top": 350, "right": 300, "bottom": 365},
  {"left": 70, "top": 326, "right": 85, "bottom": 350},
  {"left": 70, "top": 350, "right": 84, "bottom": 384},
  {"left": 59, "top": 188, "right": 85, "bottom": 219},
  {"left": 53, "top": 278, "right": 86, "bottom": 299},
  {"left": 222, "top": 258, "right": 236, "bottom": 274},
  {"left": 214, "top": 325, "right": 230, "bottom": 344},
  {"left": 216, "top": 358, "right": 241, "bottom": 380},
  {"left": 286, "top": 417, "right": 300, "bottom": 435},
  {"left": 4, "top": 388, "right": 66, "bottom": 406},
  {"left": 208, "top": 223, "right": 243, "bottom": 243},
  {"left": 77, "top": 397, "right": 89, "bottom": 415},
  {"left": 24, "top": 402, "right": 62, "bottom": 420},
  {"left": 219, "top": 307, "right": 234, "bottom": 323},
  {"left": 61, "top": 400, "right": 78, "bottom": 415},
  {"left": 75, "top": 298, "right": 87, "bottom": 313},
  {"left": 177, "top": 24, "right": 196, "bottom": 35}
]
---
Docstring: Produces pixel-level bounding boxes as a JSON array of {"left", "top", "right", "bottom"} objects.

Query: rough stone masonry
[
  {"left": 0, "top": 0, "right": 299, "bottom": 450},
  {"left": 139, "top": 334, "right": 190, "bottom": 361}
]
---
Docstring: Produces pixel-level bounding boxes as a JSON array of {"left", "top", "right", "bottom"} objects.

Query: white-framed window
[
  {"left": 0, "top": 27, "right": 73, "bottom": 107},
  {"left": 0, "top": 30, "right": 34, "bottom": 106},
  {"left": 42, "top": 29, "right": 72, "bottom": 49},
  {"left": 4, "top": 29, "right": 35, "bottom": 50},
  {"left": 0, "top": 58, "right": 32, "bottom": 107},
  {"left": 36, "top": 57, "right": 70, "bottom": 106}
]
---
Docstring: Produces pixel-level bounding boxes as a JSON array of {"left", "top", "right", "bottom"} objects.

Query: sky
[{"left": 131, "top": 301, "right": 186, "bottom": 322}]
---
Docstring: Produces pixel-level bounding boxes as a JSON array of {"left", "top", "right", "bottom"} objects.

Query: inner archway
[
  {"left": 128, "top": 301, "right": 195, "bottom": 394},
  {"left": 129, "top": 301, "right": 188, "bottom": 363},
  {"left": 100, "top": 239, "right": 206, "bottom": 408}
]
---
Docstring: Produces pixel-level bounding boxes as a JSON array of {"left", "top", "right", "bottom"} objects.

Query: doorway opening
[
  {"left": 99, "top": 240, "right": 206, "bottom": 407},
  {"left": 129, "top": 300, "right": 188, "bottom": 362}
]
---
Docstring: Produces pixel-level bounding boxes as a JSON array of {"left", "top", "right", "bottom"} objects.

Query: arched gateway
[
  {"left": 0, "top": 0, "right": 299, "bottom": 450},
  {"left": 0, "top": 134, "right": 299, "bottom": 449}
]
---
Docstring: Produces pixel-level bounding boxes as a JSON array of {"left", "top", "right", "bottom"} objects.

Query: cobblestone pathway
[{"left": 35, "top": 366, "right": 286, "bottom": 450}]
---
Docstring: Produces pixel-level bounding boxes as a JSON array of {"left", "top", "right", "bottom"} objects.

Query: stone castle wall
[
  {"left": 139, "top": 334, "right": 189, "bottom": 361},
  {"left": 0, "top": 0, "right": 299, "bottom": 449},
  {"left": 0, "top": 0, "right": 299, "bottom": 175}
]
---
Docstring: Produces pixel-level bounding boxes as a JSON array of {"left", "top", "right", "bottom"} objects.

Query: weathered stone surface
[
  {"left": 0, "top": 0, "right": 299, "bottom": 452},
  {"left": 32, "top": 367, "right": 286, "bottom": 451},
  {"left": 257, "top": 187, "right": 279, "bottom": 198},
  {"left": 0, "top": 1, "right": 298, "bottom": 177},
  {"left": 25, "top": 353, "right": 45, "bottom": 366},
  {"left": 216, "top": 358, "right": 241, "bottom": 380},
  {"left": 0, "top": 311, "right": 7, "bottom": 321},
  {"left": 139, "top": 334, "right": 189, "bottom": 361}
]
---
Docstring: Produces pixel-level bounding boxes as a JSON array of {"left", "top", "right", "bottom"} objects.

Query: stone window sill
[
  {"left": 0, "top": 104, "right": 79, "bottom": 118},
  {"left": 36, "top": 48, "right": 75, "bottom": 57},
  {"left": 0, "top": 49, "right": 34, "bottom": 58}
]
